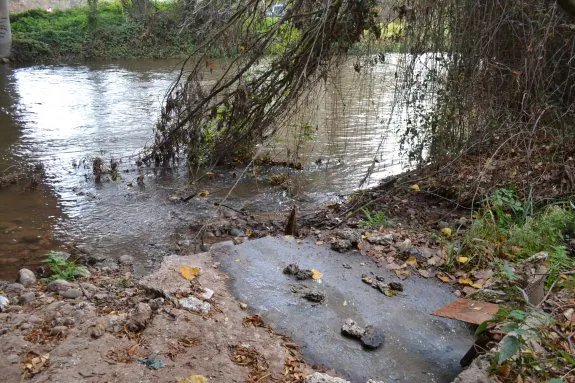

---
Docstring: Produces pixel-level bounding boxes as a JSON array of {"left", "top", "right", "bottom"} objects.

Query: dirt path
[{"left": 0, "top": 251, "right": 310, "bottom": 383}]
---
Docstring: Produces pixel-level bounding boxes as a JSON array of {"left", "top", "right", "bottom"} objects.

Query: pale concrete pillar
[{"left": 0, "top": 0, "right": 12, "bottom": 58}]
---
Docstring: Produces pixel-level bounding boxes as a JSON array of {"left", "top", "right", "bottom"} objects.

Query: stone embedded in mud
[
  {"left": 51, "top": 326, "right": 68, "bottom": 336},
  {"left": 334, "top": 229, "right": 361, "bottom": 245},
  {"left": 229, "top": 228, "right": 246, "bottom": 237},
  {"left": 0, "top": 295, "right": 9, "bottom": 312},
  {"left": 305, "top": 372, "right": 351, "bottom": 383},
  {"left": 366, "top": 233, "right": 394, "bottom": 245},
  {"left": 303, "top": 291, "right": 325, "bottom": 303},
  {"left": 59, "top": 289, "right": 82, "bottom": 299},
  {"left": 200, "top": 288, "right": 214, "bottom": 300},
  {"left": 118, "top": 254, "right": 134, "bottom": 265},
  {"left": 361, "top": 274, "right": 373, "bottom": 285},
  {"left": 18, "top": 268, "right": 37, "bottom": 287},
  {"left": 331, "top": 239, "right": 352, "bottom": 253},
  {"left": 341, "top": 318, "right": 365, "bottom": 339},
  {"left": 283, "top": 263, "right": 314, "bottom": 280},
  {"left": 179, "top": 296, "right": 211, "bottom": 314},
  {"left": 149, "top": 297, "right": 165, "bottom": 310},
  {"left": 5, "top": 283, "right": 24, "bottom": 295},
  {"left": 361, "top": 325, "right": 385, "bottom": 350},
  {"left": 47, "top": 279, "right": 72, "bottom": 292},
  {"left": 126, "top": 302, "right": 153, "bottom": 332}
]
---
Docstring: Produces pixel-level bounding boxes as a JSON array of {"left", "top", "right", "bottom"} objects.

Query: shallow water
[
  {"left": 0, "top": 56, "right": 409, "bottom": 279},
  {"left": 214, "top": 236, "right": 474, "bottom": 383}
]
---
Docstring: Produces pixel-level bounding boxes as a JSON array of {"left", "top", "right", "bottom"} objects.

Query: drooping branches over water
[
  {"left": 144, "top": 0, "right": 380, "bottom": 168},
  {"left": 394, "top": 0, "right": 575, "bottom": 200}
]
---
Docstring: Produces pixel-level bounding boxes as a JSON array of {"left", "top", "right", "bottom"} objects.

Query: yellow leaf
[
  {"left": 441, "top": 227, "right": 452, "bottom": 237},
  {"left": 437, "top": 274, "right": 450, "bottom": 283},
  {"left": 179, "top": 266, "right": 201, "bottom": 280},
  {"left": 458, "top": 277, "right": 473, "bottom": 286},
  {"left": 197, "top": 190, "right": 209, "bottom": 197},
  {"left": 406, "top": 256, "right": 417, "bottom": 266},
  {"left": 310, "top": 269, "right": 323, "bottom": 280},
  {"left": 383, "top": 289, "right": 398, "bottom": 297},
  {"left": 246, "top": 228, "right": 254, "bottom": 238},
  {"left": 177, "top": 375, "right": 208, "bottom": 383},
  {"left": 471, "top": 283, "right": 483, "bottom": 289},
  {"left": 409, "top": 184, "right": 420, "bottom": 192},
  {"left": 457, "top": 256, "right": 469, "bottom": 264}
]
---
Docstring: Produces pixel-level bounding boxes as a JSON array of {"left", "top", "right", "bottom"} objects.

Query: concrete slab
[{"left": 212, "top": 236, "right": 474, "bottom": 383}]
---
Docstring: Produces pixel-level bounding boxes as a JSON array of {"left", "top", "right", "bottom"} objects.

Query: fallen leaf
[
  {"left": 418, "top": 269, "right": 435, "bottom": 278},
  {"left": 310, "top": 269, "right": 323, "bottom": 280},
  {"left": 246, "top": 228, "right": 255, "bottom": 238},
  {"left": 437, "top": 274, "right": 450, "bottom": 283},
  {"left": 457, "top": 256, "right": 469, "bottom": 264},
  {"left": 471, "top": 282, "right": 483, "bottom": 289},
  {"left": 406, "top": 256, "right": 417, "bottom": 266},
  {"left": 342, "top": 300, "right": 348, "bottom": 306},
  {"left": 394, "top": 269, "right": 410, "bottom": 279},
  {"left": 458, "top": 277, "right": 474, "bottom": 286},
  {"left": 441, "top": 227, "right": 452, "bottom": 237},
  {"left": 179, "top": 266, "right": 201, "bottom": 280},
  {"left": 197, "top": 191, "right": 209, "bottom": 197},
  {"left": 409, "top": 184, "right": 420, "bottom": 192},
  {"left": 178, "top": 375, "right": 208, "bottom": 383},
  {"left": 383, "top": 289, "right": 398, "bottom": 297}
]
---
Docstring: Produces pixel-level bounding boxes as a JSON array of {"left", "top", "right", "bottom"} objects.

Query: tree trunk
[{"left": 0, "top": 0, "right": 11, "bottom": 58}]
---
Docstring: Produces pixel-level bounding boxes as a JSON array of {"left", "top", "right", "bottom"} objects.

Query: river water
[{"left": 0, "top": 56, "right": 408, "bottom": 280}]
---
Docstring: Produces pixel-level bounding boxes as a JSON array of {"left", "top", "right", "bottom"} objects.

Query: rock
[
  {"left": 47, "top": 279, "right": 72, "bottom": 292},
  {"left": 375, "top": 275, "right": 385, "bottom": 282},
  {"left": 396, "top": 239, "right": 412, "bottom": 253},
  {"left": 118, "top": 254, "right": 134, "bottom": 265},
  {"left": 149, "top": 297, "right": 165, "bottom": 310},
  {"left": 305, "top": 372, "right": 350, "bottom": 383},
  {"left": 51, "top": 326, "right": 68, "bottom": 336},
  {"left": 18, "top": 268, "right": 37, "bottom": 286},
  {"left": 91, "top": 319, "right": 106, "bottom": 339},
  {"left": 451, "top": 354, "right": 492, "bottom": 383},
  {"left": 296, "top": 269, "right": 313, "bottom": 280},
  {"left": 93, "top": 293, "right": 108, "bottom": 300},
  {"left": 303, "top": 291, "right": 325, "bottom": 303},
  {"left": 419, "top": 247, "right": 434, "bottom": 259},
  {"left": 388, "top": 282, "right": 403, "bottom": 292},
  {"left": 334, "top": 229, "right": 361, "bottom": 244},
  {"left": 361, "top": 274, "right": 373, "bottom": 285},
  {"left": 5, "top": 283, "right": 24, "bottom": 295},
  {"left": 331, "top": 239, "right": 352, "bottom": 253},
  {"left": 59, "top": 289, "right": 82, "bottom": 299},
  {"left": 283, "top": 264, "right": 300, "bottom": 275},
  {"left": 366, "top": 380, "right": 385, "bottom": 383},
  {"left": 0, "top": 296, "right": 9, "bottom": 312},
  {"left": 366, "top": 233, "right": 394, "bottom": 245},
  {"left": 6, "top": 354, "right": 19, "bottom": 364},
  {"left": 126, "top": 303, "right": 153, "bottom": 332},
  {"left": 179, "top": 296, "right": 211, "bottom": 314},
  {"left": 200, "top": 288, "right": 214, "bottom": 300},
  {"left": 239, "top": 302, "right": 248, "bottom": 310},
  {"left": 361, "top": 326, "right": 385, "bottom": 350},
  {"left": 19, "top": 292, "right": 36, "bottom": 304},
  {"left": 341, "top": 318, "right": 365, "bottom": 339},
  {"left": 229, "top": 228, "right": 246, "bottom": 237}
]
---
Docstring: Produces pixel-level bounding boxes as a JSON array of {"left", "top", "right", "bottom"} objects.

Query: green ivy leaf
[
  {"left": 509, "top": 309, "right": 527, "bottom": 321},
  {"left": 498, "top": 335, "right": 521, "bottom": 364}
]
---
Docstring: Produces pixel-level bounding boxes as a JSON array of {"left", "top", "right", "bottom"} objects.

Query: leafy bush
[{"left": 41, "top": 251, "right": 88, "bottom": 282}]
